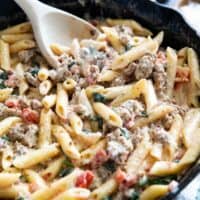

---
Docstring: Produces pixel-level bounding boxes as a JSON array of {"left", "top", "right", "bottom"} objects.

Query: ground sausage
[
  {"left": 0, "top": 103, "right": 20, "bottom": 120},
  {"left": 8, "top": 123, "right": 38, "bottom": 147},
  {"left": 135, "top": 54, "right": 156, "bottom": 80},
  {"left": 18, "top": 49, "right": 35, "bottom": 63},
  {"left": 107, "top": 128, "right": 133, "bottom": 165},
  {"left": 25, "top": 72, "right": 40, "bottom": 87}
]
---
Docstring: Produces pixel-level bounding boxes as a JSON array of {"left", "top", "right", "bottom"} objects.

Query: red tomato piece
[
  {"left": 91, "top": 149, "right": 109, "bottom": 168},
  {"left": 115, "top": 168, "right": 126, "bottom": 184},
  {"left": 75, "top": 170, "right": 94, "bottom": 188},
  {"left": 22, "top": 108, "right": 39, "bottom": 124},
  {"left": 5, "top": 99, "right": 19, "bottom": 109}
]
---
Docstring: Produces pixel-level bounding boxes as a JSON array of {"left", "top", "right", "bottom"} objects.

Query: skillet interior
[{"left": 1, "top": 0, "right": 200, "bottom": 199}]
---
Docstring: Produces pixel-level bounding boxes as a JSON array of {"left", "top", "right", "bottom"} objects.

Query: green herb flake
[
  {"left": 141, "top": 111, "right": 148, "bottom": 118},
  {"left": 92, "top": 92, "right": 106, "bottom": 103},
  {"left": 63, "top": 157, "right": 74, "bottom": 168},
  {"left": 103, "top": 197, "right": 112, "bottom": 200},
  {"left": 146, "top": 175, "right": 177, "bottom": 186},
  {"left": 120, "top": 128, "right": 130, "bottom": 139},
  {"left": 103, "top": 160, "right": 116, "bottom": 172},
  {"left": 0, "top": 83, "right": 6, "bottom": 89},
  {"left": 1, "top": 135, "right": 10, "bottom": 141},
  {"left": 68, "top": 60, "right": 76, "bottom": 68},
  {"left": 19, "top": 175, "right": 27, "bottom": 182},
  {"left": 125, "top": 43, "right": 133, "bottom": 51},
  {"left": 131, "top": 190, "right": 140, "bottom": 200},
  {"left": 16, "top": 197, "right": 25, "bottom": 200},
  {"left": 29, "top": 67, "right": 39, "bottom": 77},
  {"left": 59, "top": 168, "right": 73, "bottom": 177},
  {"left": 0, "top": 71, "right": 8, "bottom": 80}
]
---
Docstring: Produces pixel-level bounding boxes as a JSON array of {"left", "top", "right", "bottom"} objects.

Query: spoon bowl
[{"left": 14, "top": 0, "right": 100, "bottom": 67}]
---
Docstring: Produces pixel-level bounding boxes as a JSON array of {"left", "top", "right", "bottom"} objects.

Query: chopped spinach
[
  {"left": 0, "top": 71, "right": 8, "bottom": 89},
  {"left": 138, "top": 175, "right": 177, "bottom": 187},
  {"left": 29, "top": 67, "right": 39, "bottom": 76},
  {"left": 1, "top": 135, "right": 10, "bottom": 141},
  {"left": 59, "top": 168, "right": 73, "bottom": 177},
  {"left": 68, "top": 60, "right": 76, "bottom": 69},
  {"left": 0, "top": 83, "right": 6, "bottom": 89},
  {"left": 59, "top": 156, "right": 74, "bottom": 177},
  {"left": 16, "top": 197, "right": 25, "bottom": 200},
  {"left": 141, "top": 111, "right": 148, "bottom": 118},
  {"left": 0, "top": 71, "right": 8, "bottom": 80},
  {"left": 92, "top": 92, "right": 107, "bottom": 103},
  {"left": 130, "top": 190, "right": 140, "bottom": 200},
  {"left": 90, "top": 115, "right": 103, "bottom": 129},
  {"left": 120, "top": 128, "right": 130, "bottom": 139},
  {"left": 148, "top": 175, "right": 177, "bottom": 185},
  {"left": 125, "top": 43, "right": 133, "bottom": 51},
  {"left": 63, "top": 157, "right": 74, "bottom": 168},
  {"left": 103, "top": 160, "right": 116, "bottom": 172},
  {"left": 103, "top": 197, "right": 112, "bottom": 200},
  {"left": 19, "top": 175, "right": 27, "bottom": 182}
]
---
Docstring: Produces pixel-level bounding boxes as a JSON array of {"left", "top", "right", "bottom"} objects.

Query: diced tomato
[
  {"left": 75, "top": 170, "right": 94, "bottom": 188},
  {"left": 29, "top": 182, "right": 38, "bottom": 193},
  {"left": 175, "top": 66, "right": 190, "bottom": 83},
  {"left": 115, "top": 169, "right": 138, "bottom": 188},
  {"left": 21, "top": 108, "right": 39, "bottom": 124},
  {"left": 115, "top": 168, "right": 126, "bottom": 184},
  {"left": 5, "top": 99, "right": 19, "bottom": 109},
  {"left": 91, "top": 149, "right": 109, "bottom": 168}
]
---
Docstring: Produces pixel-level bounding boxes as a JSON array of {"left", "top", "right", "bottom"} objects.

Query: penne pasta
[
  {"left": 106, "top": 18, "right": 152, "bottom": 36},
  {"left": 2, "top": 146, "right": 14, "bottom": 170},
  {"left": 111, "top": 39, "right": 157, "bottom": 70},
  {"left": 166, "top": 47, "right": 177, "bottom": 97},
  {"left": 52, "top": 125, "right": 80, "bottom": 160},
  {"left": 0, "top": 22, "right": 32, "bottom": 35},
  {"left": 13, "top": 144, "right": 60, "bottom": 169},
  {"left": 38, "top": 108, "right": 53, "bottom": 147},
  {"left": 56, "top": 84, "right": 69, "bottom": 119},
  {"left": 0, "top": 117, "right": 21, "bottom": 136},
  {"left": 101, "top": 26, "right": 124, "bottom": 53},
  {"left": 53, "top": 187, "right": 90, "bottom": 200},
  {"left": 31, "top": 168, "right": 82, "bottom": 200},
  {"left": 10, "top": 39, "right": 36, "bottom": 54},
  {"left": 0, "top": 172, "right": 20, "bottom": 188},
  {"left": 40, "top": 156, "right": 65, "bottom": 181},
  {"left": 187, "top": 48, "right": 200, "bottom": 107},
  {"left": 42, "top": 94, "right": 56, "bottom": 109},
  {"left": 0, "top": 40, "right": 11, "bottom": 70},
  {"left": 93, "top": 102, "right": 122, "bottom": 127},
  {"left": 25, "top": 169, "right": 47, "bottom": 191},
  {"left": 90, "top": 178, "right": 118, "bottom": 200},
  {"left": 15, "top": 63, "right": 29, "bottom": 95},
  {"left": 1, "top": 33, "right": 34, "bottom": 44},
  {"left": 0, "top": 88, "right": 13, "bottom": 102},
  {"left": 140, "top": 185, "right": 169, "bottom": 200},
  {"left": 39, "top": 80, "right": 53, "bottom": 95},
  {"left": 38, "top": 67, "right": 49, "bottom": 81}
]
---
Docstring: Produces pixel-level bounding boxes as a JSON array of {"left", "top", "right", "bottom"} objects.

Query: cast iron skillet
[{"left": 1, "top": 0, "right": 200, "bottom": 199}]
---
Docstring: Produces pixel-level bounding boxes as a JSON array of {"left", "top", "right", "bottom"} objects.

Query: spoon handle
[{"left": 14, "top": 0, "right": 47, "bottom": 20}]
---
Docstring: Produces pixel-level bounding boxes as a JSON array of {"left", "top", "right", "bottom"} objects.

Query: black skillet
[{"left": 1, "top": 0, "right": 200, "bottom": 199}]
